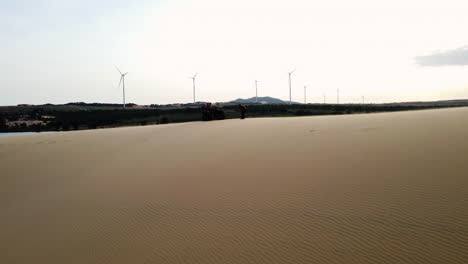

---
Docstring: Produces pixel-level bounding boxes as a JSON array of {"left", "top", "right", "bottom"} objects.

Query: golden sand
[{"left": 1, "top": 107, "right": 468, "bottom": 263}]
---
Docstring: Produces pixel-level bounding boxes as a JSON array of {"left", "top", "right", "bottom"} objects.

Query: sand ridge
[{"left": 1, "top": 107, "right": 468, "bottom": 263}]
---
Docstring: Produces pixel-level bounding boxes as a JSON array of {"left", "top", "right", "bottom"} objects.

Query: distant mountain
[{"left": 231, "top": 96, "right": 300, "bottom": 104}]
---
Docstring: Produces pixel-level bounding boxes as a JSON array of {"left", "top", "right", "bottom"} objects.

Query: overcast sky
[{"left": 2, "top": 0, "right": 468, "bottom": 105}]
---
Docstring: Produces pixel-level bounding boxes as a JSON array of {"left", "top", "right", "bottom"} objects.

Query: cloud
[{"left": 415, "top": 46, "right": 468, "bottom": 66}]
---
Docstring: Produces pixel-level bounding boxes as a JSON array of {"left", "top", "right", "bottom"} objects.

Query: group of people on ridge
[{"left": 201, "top": 103, "right": 247, "bottom": 121}]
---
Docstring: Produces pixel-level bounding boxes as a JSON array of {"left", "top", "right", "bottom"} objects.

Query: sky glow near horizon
[{"left": 2, "top": 0, "right": 468, "bottom": 105}]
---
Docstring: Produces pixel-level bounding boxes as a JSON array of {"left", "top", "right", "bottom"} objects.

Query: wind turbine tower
[
  {"left": 288, "top": 69, "right": 295, "bottom": 105},
  {"left": 116, "top": 67, "right": 128, "bottom": 108},
  {"left": 337, "top": 89, "right": 340, "bottom": 104},
  {"left": 323, "top": 94, "right": 326, "bottom": 104},
  {"left": 303, "top": 84, "right": 308, "bottom": 104},
  {"left": 190, "top": 72, "right": 198, "bottom": 103}
]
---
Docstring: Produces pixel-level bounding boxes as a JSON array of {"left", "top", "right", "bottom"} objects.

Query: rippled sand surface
[{"left": 1, "top": 107, "right": 468, "bottom": 263}]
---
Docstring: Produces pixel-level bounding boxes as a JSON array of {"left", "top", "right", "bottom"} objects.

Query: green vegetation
[
  {"left": 0, "top": 101, "right": 466, "bottom": 133},
  {"left": 0, "top": 114, "right": 7, "bottom": 130},
  {"left": 0, "top": 106, "right": 201, "bottom": 132}
]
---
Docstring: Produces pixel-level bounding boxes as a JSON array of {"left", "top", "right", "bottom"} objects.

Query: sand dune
[{"left": 1, "top": 107, "right": 468, "bottom": 263}]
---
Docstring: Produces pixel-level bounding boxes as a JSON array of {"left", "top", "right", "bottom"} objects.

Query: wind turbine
[
  {"left": 362, "top": 96, "right": 365, "bottom": 104},
  {"left": 323, "top": 94, "right": 326, "bottom": 104},
  {"left": 116, "top": 66, "right": 128, "bottom": 108},
  {"left": 190, "top": 72, "right": 198, "bottom": 103},
  {"left": 288, "top": 69, "right": 296, "bottom": 104},
  {"left": 255, "top": 80, "right": 259, "bottom": 103}
]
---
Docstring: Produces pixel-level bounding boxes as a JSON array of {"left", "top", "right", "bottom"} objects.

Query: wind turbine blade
[
  {"left": 117, "top": 76, "right": 123, "bottom": 89},
  {"left": 124, "top": 72, "right": 129, "bottom": 76},
  {"left": 115, "top": 66, "right": 123, "bottom": 75},
  {"left": 194, "top": 72, "right": 198, "bottom": 78}
]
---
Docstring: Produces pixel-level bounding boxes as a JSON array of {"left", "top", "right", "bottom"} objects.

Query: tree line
[{"left": 0, "top": 103, "right": 461, "bottom": 133}]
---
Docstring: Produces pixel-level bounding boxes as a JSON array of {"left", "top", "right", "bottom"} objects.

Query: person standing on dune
[{"left": 238, "top": 104, "right": 247, "bottom": 119}]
